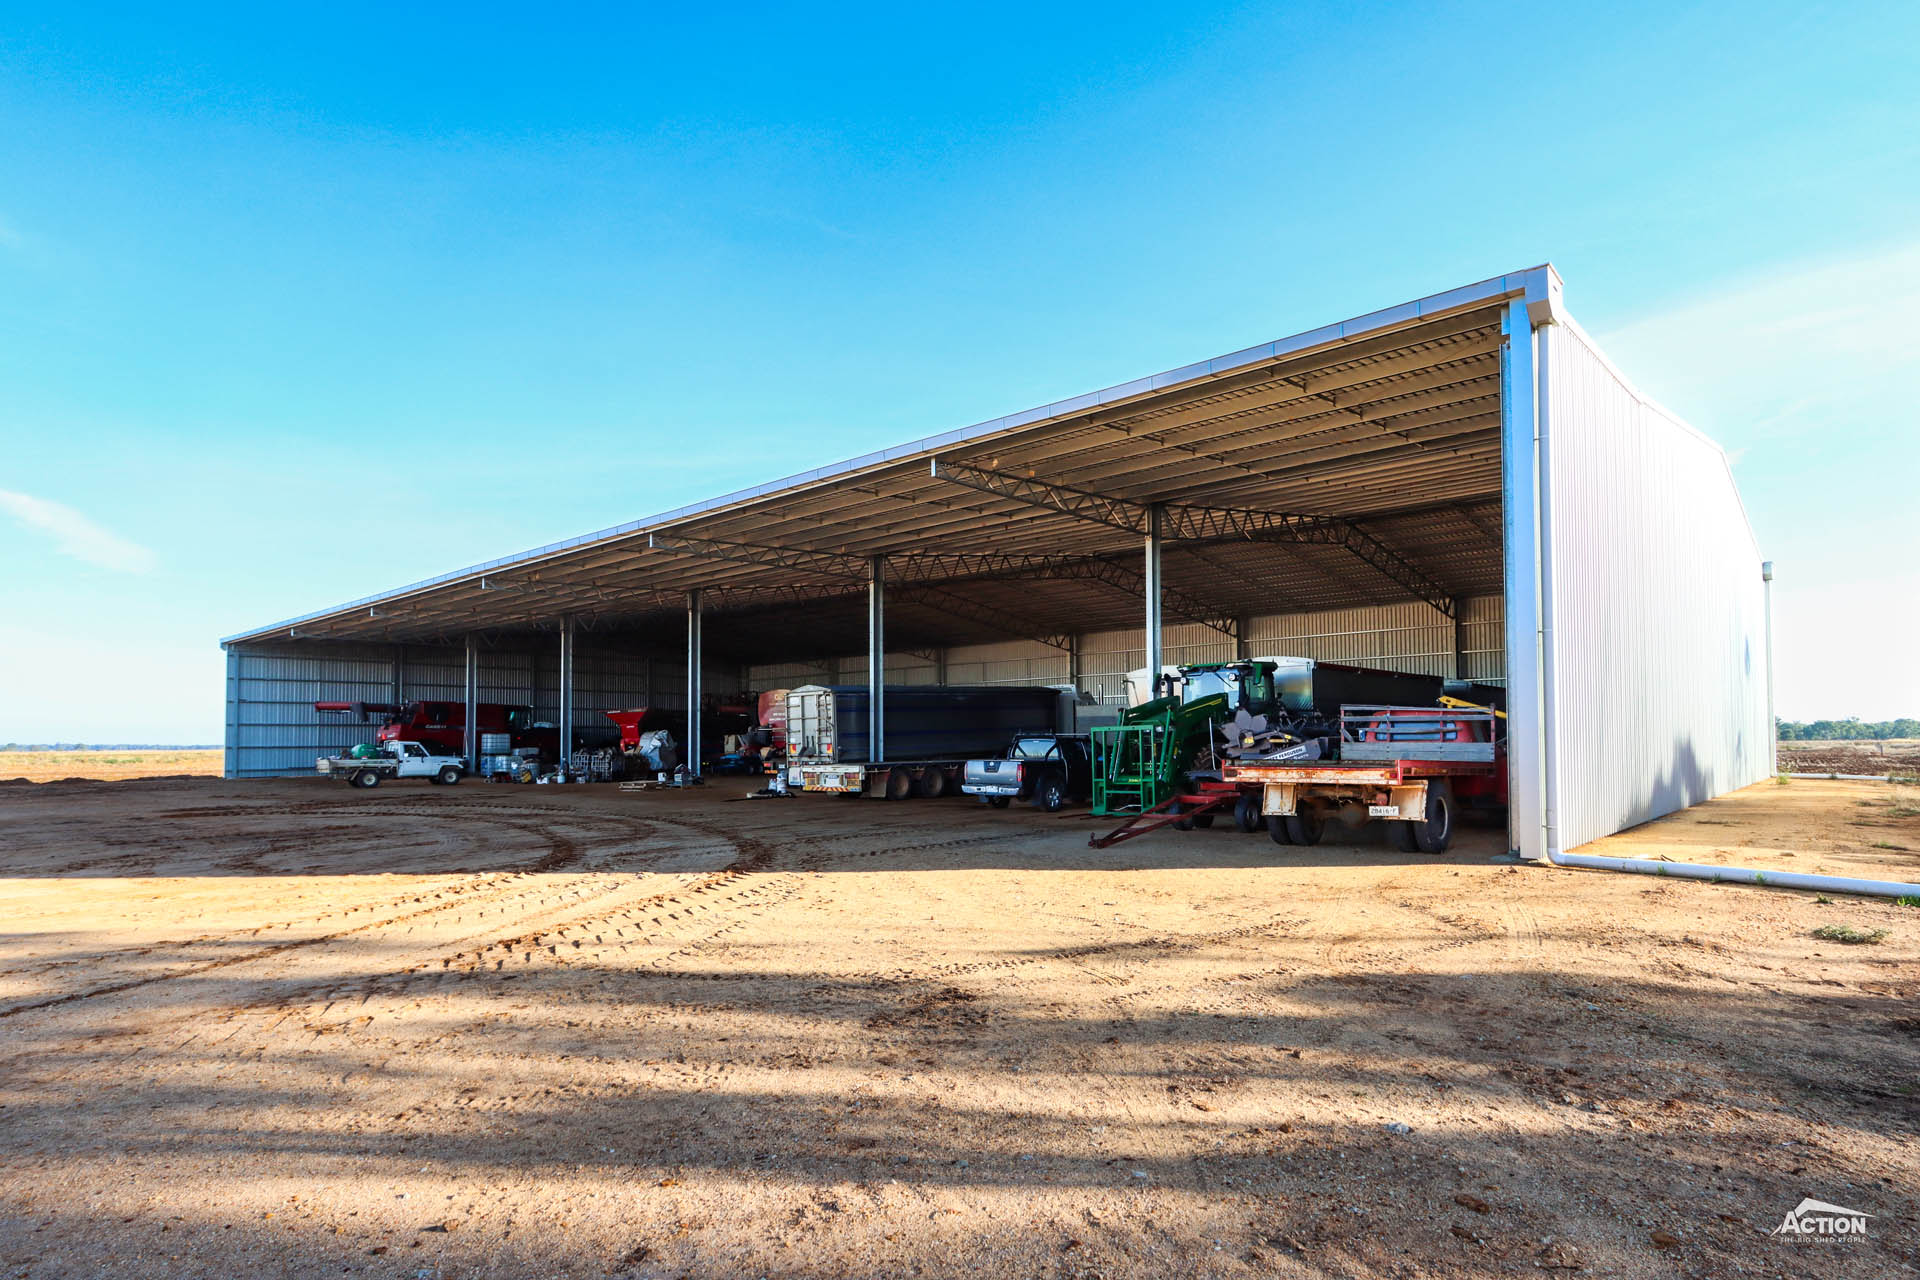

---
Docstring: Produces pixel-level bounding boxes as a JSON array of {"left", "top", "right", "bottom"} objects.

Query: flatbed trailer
[
  {"left": 1089, "top": 705, "right": 1504, "bottom": 851},
  {"left": 793, "top": 758, "right": 974, "bottom": 800}
]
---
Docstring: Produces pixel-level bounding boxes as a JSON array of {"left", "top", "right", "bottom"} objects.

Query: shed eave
[{"left": 221, "top": 265, "right": 1551, "bottom": 647}]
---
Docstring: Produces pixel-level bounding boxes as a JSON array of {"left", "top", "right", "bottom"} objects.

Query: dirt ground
[
  {"left": 0, "top": 749, "right": 223, "bottom": 784},
  {"left": 1, "top": 776, "right": 1916, "bottom": 1280},
  {"left": 1779, "top": 739, "right": 1920, "bottom": 782}
]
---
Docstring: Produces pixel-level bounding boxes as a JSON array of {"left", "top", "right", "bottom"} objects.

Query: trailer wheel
[
  {"left": 437, "top": 766, "right": 462, "bottom": 786},
  {"left": 1170, "top": 800, "right": 1193, "bottom": 832},
  {"left": 1412, "top": 783, "right": 1456, "bottom": 854},
  {"left": 1266, "top": 814, "right": 1293, "bottom": 846},
  {"left": 1388, "top": 817, "right": 1420, "bottom": 852},
  {"left": 885, "top": 769, "right": 915, "bottom": 801},
  {"left": 1189, "top": 812, "right": 1215, "bottom": 830},
  {"left": 915, "top": 768, "right": 947, "bottom": 800},
  {"left": 1233, "top": 794, "right": 1260, "bottom": 833},
  {"left": 1285, "top": 808, "right": 1324, "bottom": 846},
  {"left": 353, "top": 769, "right": 379, "bottom": 789}
]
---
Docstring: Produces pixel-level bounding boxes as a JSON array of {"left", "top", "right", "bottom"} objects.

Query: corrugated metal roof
[{"left": 224, "top": 267, "right": 1553, "bottom": 657}]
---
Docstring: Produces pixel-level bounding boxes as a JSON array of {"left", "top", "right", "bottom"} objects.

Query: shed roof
[{"left": 226, "top": 267, "right": 1556, "bottom": 659}]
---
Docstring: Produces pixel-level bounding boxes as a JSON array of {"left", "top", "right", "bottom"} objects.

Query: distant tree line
[{"left": 1777, "top": 719, "right": 1920, "bottom": 741}]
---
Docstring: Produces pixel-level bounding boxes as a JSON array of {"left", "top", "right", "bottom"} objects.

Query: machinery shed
[{"left": 221, "top": 264, "right": 1772, "bottom": 860}]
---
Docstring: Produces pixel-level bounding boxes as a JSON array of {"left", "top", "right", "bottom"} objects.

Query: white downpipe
[{"left": 1543, "top": 849, "right": 1920, "bottom": 900}]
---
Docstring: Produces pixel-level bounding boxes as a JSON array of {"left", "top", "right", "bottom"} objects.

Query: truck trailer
[{"left": 784, "top": 683, "right": 1070, "bottom": 799}]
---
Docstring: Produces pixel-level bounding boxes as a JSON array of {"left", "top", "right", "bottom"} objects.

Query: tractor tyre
[
  {"left": 1412, "top": 783, "right": 1456, "bottom": 854},
  {"left": 1285, "top": 808, "right": 1324, "bottom": 846},
  {"left": 1266, "top": 814, "right": 1293, "bottom": 846}
]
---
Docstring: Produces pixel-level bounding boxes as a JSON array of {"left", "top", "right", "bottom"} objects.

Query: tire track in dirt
[
  {"left": 0, "top": 816, "right": 797, "bottom": 1087},
  {"left": 0, "top": 812, "right": 763, "bottom": 1024}
]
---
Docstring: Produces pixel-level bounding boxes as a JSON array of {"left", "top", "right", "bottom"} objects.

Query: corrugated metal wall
[
  {"left": 224, "top": 640, "right": 741, "bottom": 777},
  {"left": 1542, "top": 322, "right": 1770, "bottom": 850}
]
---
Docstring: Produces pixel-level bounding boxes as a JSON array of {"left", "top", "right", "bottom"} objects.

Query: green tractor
[{"left": 1089, "top": 660, "right": 1285, "bottom": 818}]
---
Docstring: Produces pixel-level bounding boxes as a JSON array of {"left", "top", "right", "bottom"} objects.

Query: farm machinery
[{"left": 1089, "top": 658, "right": 1506, "bottom": 852}]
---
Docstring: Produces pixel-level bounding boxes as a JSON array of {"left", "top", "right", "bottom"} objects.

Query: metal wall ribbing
[
  {"left": 1540, "top": 321, "right": 1771, "bottom": 851},
  {"left": 223, "top": 641, "right": 742, "bottom": 777}
]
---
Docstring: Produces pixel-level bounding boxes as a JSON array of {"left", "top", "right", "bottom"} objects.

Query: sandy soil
[
  {"left": 0, "top": 775, "right": 1915, "bottom": 1280},
  {"left": 0, "top": 749, "right": 223, "bottom": 784}
]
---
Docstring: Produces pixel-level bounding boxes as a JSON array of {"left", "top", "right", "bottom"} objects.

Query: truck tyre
[
  {"left": 1285, "top": 808, "right": 1324, "bottom": 846},
  {"left": 885, "top": 769, "right": 915, "bottom": 801},
  {"left": 1233, "top": 794, "right": 1260, "bottom": 833},
  {"left": 1035, "top": 777, "right": 1067, "bottom": 812},
  {"left": 437, "top": 766, "right": 462, "bottom": 786},
  {"left": 1266, "top": 814, "right": 1293, "bottom": 846},
  {"left": 353, "top": 770, "right": 379, "bottom": 789},
  {"left": 1412, "top": 783, "right": 1456, "bottom": 854},
  {"left": 915, "top": 768, "right": 947, "bottom": 799},
  {"left": 987, "top": 796, "right": 1012, "bottom": 809},
  {"left": 1388, "top": 817, "right": 1420, "bottom": 852}
]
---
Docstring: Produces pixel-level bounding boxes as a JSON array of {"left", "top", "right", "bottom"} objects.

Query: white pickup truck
[{"left": 317, "top": 741, "right": 466, "bottom": 789}]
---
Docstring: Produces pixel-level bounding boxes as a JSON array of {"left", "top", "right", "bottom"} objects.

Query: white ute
[{"left": 317, "top": 741, "right": 467, "bottom": 789}]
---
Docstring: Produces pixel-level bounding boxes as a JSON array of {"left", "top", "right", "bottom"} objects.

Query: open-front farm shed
[{"left": 221, "top": 265, "right": 1772, "bottom": 860}]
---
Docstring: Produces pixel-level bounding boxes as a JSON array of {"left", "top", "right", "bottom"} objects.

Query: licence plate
[{"left": 1368, "top": 804, "right": 1400, "bottom": 818}]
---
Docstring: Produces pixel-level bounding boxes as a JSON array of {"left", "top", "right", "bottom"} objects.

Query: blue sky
[{"left": 2, "top": 1, "right": 1915, "bottom": 741}]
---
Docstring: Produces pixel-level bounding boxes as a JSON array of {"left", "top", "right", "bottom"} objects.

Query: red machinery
[{"left": 313, "top": 701, "right": 549, "bottom": 757}]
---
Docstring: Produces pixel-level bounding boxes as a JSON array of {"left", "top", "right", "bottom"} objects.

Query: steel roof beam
[
  {"left": 892, "top": 582, "right": 1074, "bottom": 651},
  {"left": 646, "top": 533, "right": 868, "bottom": 582},
  {"left": 927, "top": 460, "right": 1456, "bottom": 617}
]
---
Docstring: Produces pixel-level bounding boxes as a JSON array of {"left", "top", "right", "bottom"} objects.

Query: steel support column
[
  {"left": 1500, "top": 299, "right": 1547, "bottom": 862},
  {"left": 463, "top": 636, "right": 479, "bottom": 772},
  {"left": 686, "top": 591, "right": 702, "bottom": 778},
  {"left": 557, "top": 618, "right": 575, "bottom": 779},
  {"left": 867, "top": 556, "right": 886, "bottom": 763},
  {"left": 1144, "top": 503, "right": 1164, "bottom": 697}
]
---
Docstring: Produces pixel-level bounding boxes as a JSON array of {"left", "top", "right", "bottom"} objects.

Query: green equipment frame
[{"left": 1090, "top": 691, "right": 1228, "bottom": 816}]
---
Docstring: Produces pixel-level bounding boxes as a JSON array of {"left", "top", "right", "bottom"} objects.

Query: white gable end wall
[{"left": 1540, "top": 320, "right": 1772, "bottom": 852}]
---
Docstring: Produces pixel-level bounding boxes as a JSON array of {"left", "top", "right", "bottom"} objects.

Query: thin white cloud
[
  {"left": 1598, "top": 241, "right": 1920, "bottom": 437},
  {"left": 0, "top": 489, "right": 159, "bottom": 573}
]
